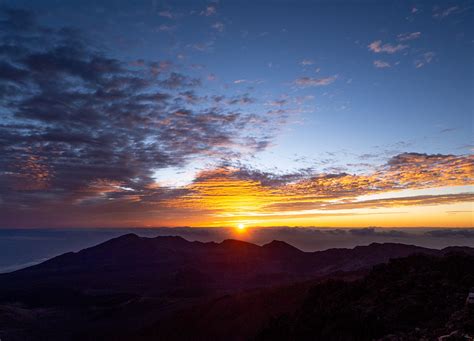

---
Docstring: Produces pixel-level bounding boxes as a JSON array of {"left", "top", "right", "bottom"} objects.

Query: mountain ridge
[
  {"left": 1, "top": 234, "right": 473, "bottom": 341},
  {"left": 1, "top": 235, "right": 472, "bottom": 295},
  {"left": 5, "top": 236, "right": 474, "bottom": 276}
]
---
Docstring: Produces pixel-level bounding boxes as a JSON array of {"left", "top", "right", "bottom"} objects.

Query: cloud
[
  {"left": 231, "top": 79, "right": 264, "bottom": 86},
  {"left": 266, "top": 99, "right": 288, "bottom": 107},
  {"left": 368, "top": 40, "right": 408, "bottom": 54},
  {"left": 156, "top": 24, "right": 176, "bottom": 32},
  {"left": 348, "top": 228, "right": 409, "bottom": 238},
  {"left": 149, "top": 60, "right": 173, "bottom": 75},
  {"left": 0, "top": 8, "right": 289, "bottom": 227},
  {"left": 211, "top": 22, "right": 224, "bottom": 32},
  {"left": 414, "top": 52, "right": 435, "bottom": 68},
  {"left": 159, "top": 72, "right": 201, "bottom": 88},
  {"left": 300, "top": 59, "right": 314, "bottom": 66},
  {"left": 0, "top": 7, "right": 37, "bottom": 31},
  {"left": 373, "top": 60, "right": 391, "bottom": 68},
  {"left": 397, "top": 32, "right": 421, "bottom": 41},
  {"left": 433, "top": 6, "right": 460, "bottom": 18},
  {"left": 264, "top": 193, "right": 473, "bottom": 214},
  {"left": 158, "top": 10, "right": 175, "bottom": 19},
  {"left": 323, "top": 193, "right": 474, "bottom": 211},
  {"left": 427, "top": 229, "right": 474, "bottom": 238},
  {"left": 166, "top": 153, "right": 474, "bottom": 220},
  {"left": 227, "top": 94, "right": 256, "bottom": 105},
  {"left": 188, "top": 40, "right": 215, "bottom": 52},
  {"left": 200, "top": 4, "right": 217, "bottom": 16},
  {"left": 293, "top": 76, "right": 336, "bottom": 87},
  {"left": 439, "top": 127, "right": 457, "bottom": 134}
]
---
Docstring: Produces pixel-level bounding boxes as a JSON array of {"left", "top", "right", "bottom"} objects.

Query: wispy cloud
[
  {"left": 433, "top": 6, "right": 460, "bottom": 18},
  {"left": 232, "top": 79, "right": 264, "bottom": 85},
  {"left": 211, "top": 22, "right": 224, "bottom": 32},
  {"left": 300, "top": 59, "right": 314, "bottom": 66},
  {"left": 293, "top": 76, "right": 336, "bottom": 87},
  {"left": 415, "top": 52, "right": 435, "bottom": 68},
  {"left": 188, "top": 40, "right": 215, "bottom": 52},
  {"left": 397, "top": 32, "right": 421, "bottom": 41},
  {"left": 158, "top": 10, "right": 175, "bottom": 19},
  {"left": 227, "top": 94, "right": 256, "bottom": 105},
  {"left": 201, "top": 4, "right": 217, "bottom": 16},
  {"left": 373, "top": 60, "right": 391, "bottom": 68},
  {"left": 368, "top": 40, "right": 408, "bottom": 54},
  {"left": 156, "top": 24, "right": 176, "bottom": 32},
  {"left": 266, "top": 99, "right": 288, "bottom": 107}
]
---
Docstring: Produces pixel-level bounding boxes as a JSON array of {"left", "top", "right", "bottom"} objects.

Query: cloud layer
[
  {"left": 164, "top": 153, "right": 473, "bottom": 225},
  {"left": 0, "top": 8, "right": 287, "bottom": 226}
]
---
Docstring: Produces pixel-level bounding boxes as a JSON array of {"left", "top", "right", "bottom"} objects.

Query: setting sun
[{"left": 237, "top": 223, "right": 246, "bottom": 232}]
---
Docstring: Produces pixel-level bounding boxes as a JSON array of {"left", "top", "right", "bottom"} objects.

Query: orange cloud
[
  {"left": 165, "top": 153, "right": 474, "bottom": 226},
  {"left": 10, "top": 151, "right": 53, "bottom": 190}
]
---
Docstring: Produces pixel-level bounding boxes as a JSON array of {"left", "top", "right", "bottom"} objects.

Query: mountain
[
  {"left": 258, "top": 253, "right": 474, "bottom": 340},
  {"left": 0, "top": 234, "right": 473, "bottom": 340},
  {"left": 0, "top": 234, "right": 458, "bottom": 298}
]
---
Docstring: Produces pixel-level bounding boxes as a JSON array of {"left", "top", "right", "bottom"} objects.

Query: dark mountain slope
[
  {"left": 0, "top": 234, "right": 473, "bottom": 340},
  {"left": 258, "top": 253, "right": 474, "bottom": 340},
  {"left": 1, "top": 235, "right": 472, "bottom": 301},
  {"left": 0, "top": 235, "right": 461, "bottom": 300}
]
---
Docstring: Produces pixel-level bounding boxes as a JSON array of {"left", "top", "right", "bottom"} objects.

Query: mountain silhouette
[
  {"left": 0, "top": 235, "right": 473, "bottom": 340},
  {"left": 1, "top": 234, "right": 463, "bottom": 298}
]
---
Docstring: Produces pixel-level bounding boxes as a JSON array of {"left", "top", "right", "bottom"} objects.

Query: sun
[{"left": 237, "top": 223, "right": 246, "bottom": 231}]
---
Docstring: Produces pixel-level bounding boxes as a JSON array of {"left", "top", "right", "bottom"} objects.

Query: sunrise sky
[{"left": 0, "top": 0, "right": 473, "bottom": 228}]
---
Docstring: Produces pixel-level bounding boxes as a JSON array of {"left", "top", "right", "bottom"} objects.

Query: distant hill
[{"left": 0, "top": 234, "right": 473, "bottom": 340}]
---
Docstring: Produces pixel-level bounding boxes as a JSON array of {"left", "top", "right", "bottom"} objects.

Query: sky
[{"left": 0, "top": 0, "right": 473, "bottom": 229}]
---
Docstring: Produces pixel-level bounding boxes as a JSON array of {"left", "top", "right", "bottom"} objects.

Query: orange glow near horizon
[
  {"left": 25, "top": 154, "right": 472, "bottom": 229},
  {"left": 161, "top": 155, "right": 474, "bottom": 228},
  {"left": 232, "top": 223, "right": 249, "bottom": 236}
]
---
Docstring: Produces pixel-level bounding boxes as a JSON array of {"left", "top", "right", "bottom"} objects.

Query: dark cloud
[
  {"left": 426, "top": 229, "right": 474, "bottom": 238},
  {"left": 227, "top": 94, "right": 256, "bottom": 105},
  {"left": 192, "top": 165, "right": 310, "bottom": 188},
  {"left": 348, "top": 228, "right": 410, "bottom": 237},
  {"left": 0, "top": 61, "right": 28, "bottom": 81},
  {"left": 159, "top": 72, "right": 201, "bottom": 89},
  {"left": 0, "top": 8, "right": 276, "bottom": 226},
  {"left": 0, "top": 7, "right": 37, "bottom": 31}
]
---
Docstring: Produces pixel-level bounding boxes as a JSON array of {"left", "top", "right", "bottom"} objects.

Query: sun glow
[{"left": 163, "top": 159, "right": 474, "bottom": 228}]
